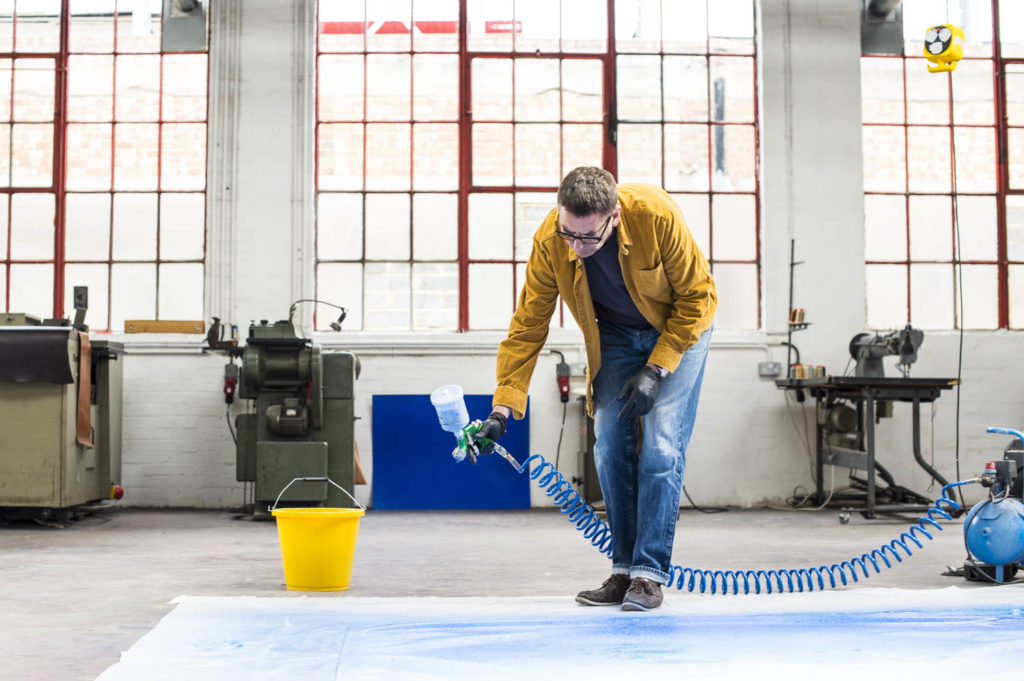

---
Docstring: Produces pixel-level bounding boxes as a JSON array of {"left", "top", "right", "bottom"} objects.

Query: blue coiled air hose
[{"left": 515, "top": 452, "right": 975, "bottom": 595}]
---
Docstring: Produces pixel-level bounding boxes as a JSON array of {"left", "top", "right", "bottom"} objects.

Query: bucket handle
[{"left": 269, "top": 476, "right": 367, "bottom": 513}]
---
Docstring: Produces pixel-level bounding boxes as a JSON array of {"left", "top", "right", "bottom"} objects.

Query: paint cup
[{"left": 430, "top": 384, "right": 470, "bottom": 434}]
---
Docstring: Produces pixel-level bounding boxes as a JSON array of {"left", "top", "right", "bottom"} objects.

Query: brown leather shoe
[
  {"left": 575, "top": 574, "right": 631, "bottom": 606},
  {"left": 621, "top": 576, "right": 664, "bottom": 611}
]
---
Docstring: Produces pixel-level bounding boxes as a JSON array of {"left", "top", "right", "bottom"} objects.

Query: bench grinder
[{"left": 234, "top": 319, "right": 358, "bottom": 517}]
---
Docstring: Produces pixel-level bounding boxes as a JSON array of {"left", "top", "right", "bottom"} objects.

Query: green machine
[{"left": 234, "top": 319, "right": 358, "bottom": 517}]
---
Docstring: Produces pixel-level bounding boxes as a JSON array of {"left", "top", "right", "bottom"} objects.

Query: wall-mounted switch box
[{"left": 758, "top": 361, "right": 782, "bottom": 378}]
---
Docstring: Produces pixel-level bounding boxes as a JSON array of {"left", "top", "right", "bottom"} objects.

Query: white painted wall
[{"left": 114, "top": 0, "right": 1022, "bottom": 510}]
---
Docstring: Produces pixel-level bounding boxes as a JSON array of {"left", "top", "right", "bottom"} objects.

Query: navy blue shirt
[{"left": 583, "top": 231, "right": 653, "bottom": 329}]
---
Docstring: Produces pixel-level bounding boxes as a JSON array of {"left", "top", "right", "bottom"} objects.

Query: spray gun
[{"left": 430, "top": 384, "right": 522, "bottom": 470}]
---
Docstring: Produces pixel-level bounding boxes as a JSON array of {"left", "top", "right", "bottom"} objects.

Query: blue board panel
[{"left": 371, "top": 394, "right": 530, "bottom": 510}]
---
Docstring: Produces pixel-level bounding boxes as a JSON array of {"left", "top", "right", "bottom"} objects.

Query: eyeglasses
[{"left": 555, "top": 212, "right": 614, "bottom": 245}]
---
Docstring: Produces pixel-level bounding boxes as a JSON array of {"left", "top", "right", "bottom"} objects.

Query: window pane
[
  {"left": 910, "top": 263, "right": 953, "bottom": 329},
  {"left": 159, "top": 193, "right": 204, "bottom": 260},
  {"left": 10, "top": 193, "right": 54, "bottom": 260},
  {"left": 514, "top": 124, "right": 559, "bottom": 186},
  {"left": 413, "top": 123, "right": 457, "bottom": 190},
  {"left": 365, "top": 262, "right": 411, "bottom": 330},
  {"left": 907, "top": 126, "right": 951, "bottom": 193},
  {"left": 162, "top": 54, "right": 208, "bottom": 121},
  {"left": 471, "top": 58, "right": 512, "bottom": 121},
  {"left": 861, "top": 57, "right": 904, "bottom": 124},
  {"left": 115, "top": 55, "right": 160, "bottom": 121},
  {"left": 365, "top": 123, "right": 410, "bottom": 190},
  {"left": 615, "top": 0, "right": 661, "bottom": 54},
  {"left": 112, "top": 193, "right": 157, "bottom": 260},
  {"left": 318, "top": 192, "right": 363, "bottom": 260},
  {"left": 115, "top": 0, "right": 160, "bottom": 54},
  {"left": 70, "top": 0, "right": 115, "bottom": 53},
  {"left": 0, "top": 8, "right": 9, "bottom": 53},
  {"left": 710, "top": 263, "right": 757, "bottom": 329},
  {"left": 709, "top": 57, "right": 754, "bottom": 123},
  {"left": 1007, "top": 196, "right": 1024, "bottom": 261},
  {"left": 616, "top": 55, "right": 661, "bottom": 122},
  {"left": 710, "top": 194, "right": 755, "bottom": 260},
  {"left": 365, "top": 0, "right": 411, "bottom": 52},
  {"left": 63, "top": 263, "right": 108, "bottom": 328},
  {"left": 66, "top": 123, "right": 112, "bottom": 190},
  {"left": 865, "top": 194, "right": 907, "bottom": 261},
  {"left": 413, "top": 54, "right": 457, "bottom": 121},
  {"left": 110, "top": 263, "right": 155, "bottom": 329},
  {"left": 9, "top": 264, "right": 53, "bottom": 315},
  {"left": 316, "top": 263, "right": 362, "bottom": 331},
  {"left": 114, "top": 123, "right": 158, "bottom": 190},
  {"left": 469, "top": 263, "right": 514, "bottom": 329},
  {"left": 662, "top": 0, "right": 708, "bottom": 54},
  {"left": 908, "top": 195, "right": 952, "bottom": 261},
  {"left": 472, "top": 123, "right": 513, "bottom": 186},
  {"left": 956, "top": 264, "right": 997, "bottom": 330},
  {"left": 1010, "top": 129, "right": 1024, "bottom": 191},
  {"left": 318, "top": 123, "right": 363, "bottom": 191},
  {"left": 412, "top": 262, "right": 458, "bottom": 330},
  {"left": 673, "top": 193, "right": 709, "bottom": 256},
  {"left": 1010, "top": 265, "right": 1024, "bottom": 329},
  {"left": 708, "top": 0, "right": 753, "bottom": 55},
  {"left": 664, "top": 56, "right": 708, "bottom": 123},
  {"left": 955, "top": 195, "right": 997, "bottom": 261},
  {"left": 364, "top": 192, "right": 410, "bottom": 260},
  {"left": 318, "top": 55, "right": 363, "bottom": 121},
  {"left": 561, "top": 0, "right": 606, "bottom": 53},
  {"left": 13, "top": 59, "right": 54, "bottom": 121},
  {"left": 0, "top": 194, "right": 7, "bottom": 259},
  {"left": 866, "top": 264, "right": 907, "bottom": 329},
  {"left": 413, "top": 0, "right": 458, "bottom": 52},
  {"left": 619, "top": 123, "right": 662, "bottom": 185},
  {"left": 905, "top": 61, "right": 949, "bottom": 125},
  {"left": 161, "top": 123, "right": 207, "bottom": 191},
  {"left": 1008, "top": 65, "right": 1024, "bottom": 126},
  {"left": 468, "top": 192, "right": 513, "bottom": 260},
  {"left": 514, "top": 58, "right": 559, "bottom": 122},
  {"left": 561, "top": 59, "right": 602, "bottom": 122},
  {"left": 515, "top": 192, "right": 555, "bottom": 261},
  {"left": 467, "top": 0, "right": 513, "bottom": 53},
  {"left": 68, "top": 55, "right": 113, "bottom": 122},
  {"left": 953, "top": 126, "right": 995, "bottom": 193},
  {"left": 863, "top": 126, "right": 906, "bottom": 192},
  {"left": 663, "top": 123, "right": 706, "bottom": 191},
  {"left": 0, "top": 123, "right": 9, "bottom": 186},
  {"left": 514, "top": 0, "right": 559, "bottom": 53},
  {"left": 319, "top": 1, "right": 365, "bottom": 53},
  {"left": 951, "top": 59, "right": 994, "bottom": 125},
  {"left": 158, "top": 263, "right": 203, "bottom": 319},
  {"left": 561, "top": 123, "right": 602, "bottom": 177},
  {"left": 366, "top": 54, "right": 410, "bottom": 122},
  {"left": 413, "top": 192, "right": 457, "bottom": 261},
  {"left": 12, "top": 123, "right": 53, "bottom": 186},
  {"left": 715, "top": 124, "right": 755, "bottom": 191},
  {"left": 65, "top": 193, "right": 111, "bottom": 260}
]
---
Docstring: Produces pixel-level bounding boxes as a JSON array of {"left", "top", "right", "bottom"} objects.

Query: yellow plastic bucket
[{"left": 272, "top": 507, "right": 365, "bottom": 591}]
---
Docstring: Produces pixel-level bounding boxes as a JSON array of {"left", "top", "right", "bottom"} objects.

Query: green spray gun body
[{"left": 430, "top": 384, "right": 521, "bottom": 470}]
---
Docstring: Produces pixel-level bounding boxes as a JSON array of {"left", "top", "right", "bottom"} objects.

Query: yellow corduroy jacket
[{"left": 494, "top": 183, "right": 717, "bottom": 419}]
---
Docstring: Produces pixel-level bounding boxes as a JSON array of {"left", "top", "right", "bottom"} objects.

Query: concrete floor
[{"left": 1, "top": 504, "right": 983, "bottom": 681}]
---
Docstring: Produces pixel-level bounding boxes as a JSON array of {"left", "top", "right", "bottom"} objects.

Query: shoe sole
[
  {"left": 575, "top": 596, "right": 624, "bottom": 606},
  {"left": 621, "top": 600, "right": 661, "bottom": 611}
]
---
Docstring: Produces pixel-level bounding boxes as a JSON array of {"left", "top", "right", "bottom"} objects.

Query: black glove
[
  {"left": 617, "top": 365, "right": 663, "bottom": 421},
  {"left": 475, "top": 411, "right": 508, "bottom": 454}
]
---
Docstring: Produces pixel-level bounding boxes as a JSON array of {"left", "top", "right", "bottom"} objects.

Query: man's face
[{"left": 556, "top": 206, "right": 619, "bottom": 258}]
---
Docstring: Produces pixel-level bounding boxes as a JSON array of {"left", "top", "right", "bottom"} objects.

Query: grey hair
[{"left": 557, "top": 166, "right": 617, "bottom": 218}]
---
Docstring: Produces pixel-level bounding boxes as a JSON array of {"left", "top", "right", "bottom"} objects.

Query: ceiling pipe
[{"left": 867, "top": 0, "right": 903, "bottom": 18}]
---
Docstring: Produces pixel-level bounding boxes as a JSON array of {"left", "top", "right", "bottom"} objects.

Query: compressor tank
[{"left": 964, "top": 497, "right": 1024, "bottom": 566}]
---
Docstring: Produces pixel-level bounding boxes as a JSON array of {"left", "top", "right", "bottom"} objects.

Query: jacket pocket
[{"left": 634, "top": 265, "right": 672, "bottom": 302}]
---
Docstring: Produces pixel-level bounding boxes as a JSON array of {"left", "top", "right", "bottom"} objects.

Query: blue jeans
[{"left": 592, "top": 321, "right": 711, "bottom": 584}]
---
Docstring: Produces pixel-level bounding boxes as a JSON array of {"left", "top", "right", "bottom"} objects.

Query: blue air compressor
[{"left": 432, "top": 384, "right": 1024, "bottom": 592}]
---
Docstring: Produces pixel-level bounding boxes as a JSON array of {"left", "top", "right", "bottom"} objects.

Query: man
[{"left": 476, "top": 166, "right": 716, "bottom": 611}]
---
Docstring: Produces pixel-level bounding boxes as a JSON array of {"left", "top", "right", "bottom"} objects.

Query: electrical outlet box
[{"left": 758, "top": 361, "right": 783, "bottom": 378}]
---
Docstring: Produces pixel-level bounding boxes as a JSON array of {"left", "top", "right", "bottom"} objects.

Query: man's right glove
[{"left": 474, "top": 411, "right": 508, "bottom": 454}]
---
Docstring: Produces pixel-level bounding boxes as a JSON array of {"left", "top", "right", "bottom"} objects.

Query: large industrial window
[
  {"left": 862, "top": 1, "right": 1023, "bottom": 329},
  {"left": 0, "top": 1, "right": 208, "bottom": 331},
  {"left": 315, "top": 0, "right": 760, "bottom": 331}
]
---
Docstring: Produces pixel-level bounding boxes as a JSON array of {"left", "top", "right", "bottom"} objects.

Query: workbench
[{"left": 776, "top": 376, "right": 959, "bottom": 517}]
